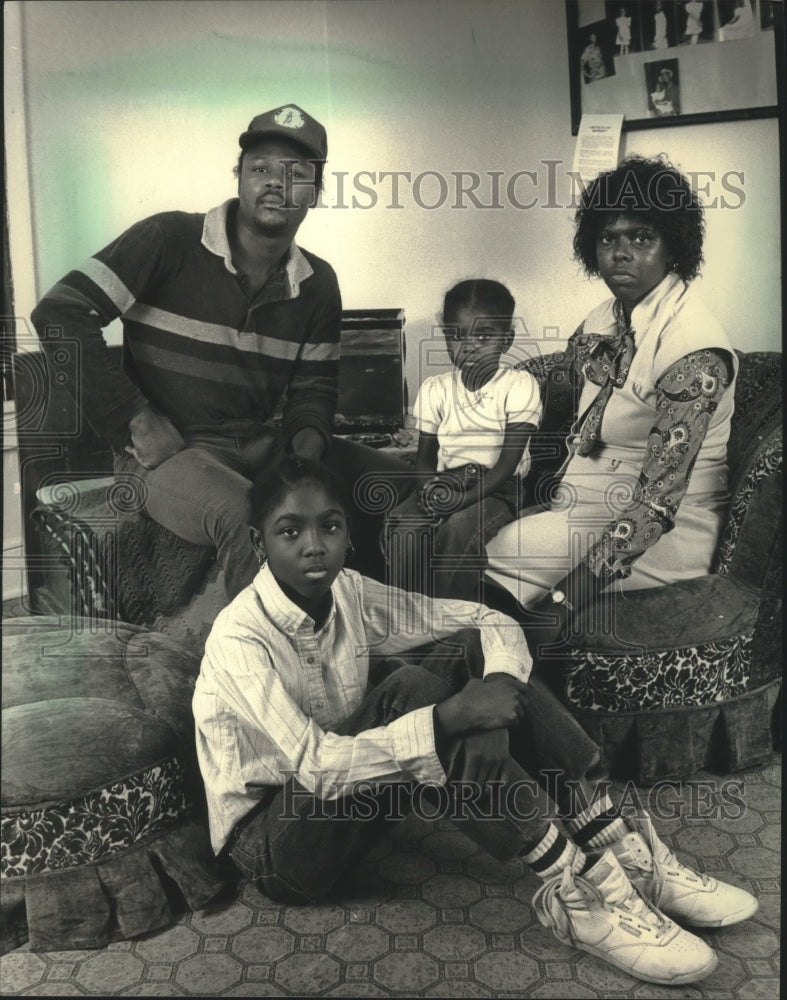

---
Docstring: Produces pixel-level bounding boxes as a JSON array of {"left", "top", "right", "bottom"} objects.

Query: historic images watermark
[
  {"left": 278, "top": 771, "right": 748, "bottom": 824},
  {"left": 277, "top": 159, "right": 747, "bottom": 211}
]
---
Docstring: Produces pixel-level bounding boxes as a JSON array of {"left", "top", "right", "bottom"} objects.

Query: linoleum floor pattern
[{"left": 0, "top": 759, "right": 780, "bottom": 998}]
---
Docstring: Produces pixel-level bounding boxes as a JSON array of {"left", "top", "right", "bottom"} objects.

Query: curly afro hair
[{"left": 573, "top": 154, "right": 705, "bottom": 283}]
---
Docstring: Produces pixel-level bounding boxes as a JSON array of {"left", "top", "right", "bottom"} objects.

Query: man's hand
[
  {"left": 126, "top": 406, "right": 184, "bottom": 469},
  {"left": 435, "top": 677, "right": 527, "bottom": 736},
  {"left": 290, "top": 427, "right": 326, "bottom": 463},
  {"left": 460, "top": 728, "right": 515, "bottom": 785}
]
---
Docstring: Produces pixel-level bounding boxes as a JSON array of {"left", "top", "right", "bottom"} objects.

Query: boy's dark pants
[
  {"left": 385, "top": 484, "right": 520, "bottom": 603},
  {"left": 228, "top": 630, "right": 601, "bottom": 904}
]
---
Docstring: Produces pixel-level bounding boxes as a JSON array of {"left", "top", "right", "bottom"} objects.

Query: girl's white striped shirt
[{"left": 193, "top": 564, "right": 532, "bottom": 852}]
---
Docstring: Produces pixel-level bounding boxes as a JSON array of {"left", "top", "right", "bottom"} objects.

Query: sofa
[{"left": 12, "top": 340, "right": 782, "bottom": 781}]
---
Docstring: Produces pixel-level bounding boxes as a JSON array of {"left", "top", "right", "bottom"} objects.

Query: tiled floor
[{"left": 1, "top": 758, "right": 780, "bottom": 998}]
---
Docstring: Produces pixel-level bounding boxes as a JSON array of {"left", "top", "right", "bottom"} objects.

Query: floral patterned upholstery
[
  {"left": 1, "top": 617, "right": 224, "bottom": 954},
  {"left": 515, "top": 350, "right": 782, "bottom": 783}
]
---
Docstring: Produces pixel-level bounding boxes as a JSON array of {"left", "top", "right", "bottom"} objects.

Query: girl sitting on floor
[{"left": 192, "top": 455, "right": 757, "bottom": 988}]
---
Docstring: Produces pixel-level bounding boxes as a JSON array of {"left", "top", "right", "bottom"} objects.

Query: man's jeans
[
  {"left": 115, "top": 429, "right": 416, "bottom": 598},
  {"left": 227, "top": 630, "right": 601, "bottom": 904}
]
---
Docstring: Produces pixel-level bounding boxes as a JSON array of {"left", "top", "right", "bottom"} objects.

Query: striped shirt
[
  {"left": 193, "top": 564, "right": 533, "bottom": 853},
  {"left": 31, "top": 200, "right": 341, "bottom": 445}
]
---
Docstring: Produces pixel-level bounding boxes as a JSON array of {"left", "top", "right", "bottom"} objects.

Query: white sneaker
[
  {"left": 533, "top": 850, "right": 718, "bottom": 986},
  {"left": 612, "top": 816, "right": 759, "bottom": 928}
]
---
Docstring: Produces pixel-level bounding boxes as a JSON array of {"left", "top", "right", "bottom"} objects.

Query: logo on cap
[{"left": 274, "top": 107, "right": 306, "bottom": 129}]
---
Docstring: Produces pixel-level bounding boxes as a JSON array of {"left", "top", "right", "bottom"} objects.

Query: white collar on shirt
[
  {"left": 584, "top": 272, "right": 688, "bottom": 344},
  {"left": 201, "top": 199, "right": 314, "bottom": 297},
  {"left": 251, "top": 562, "right": 337, "bottom": 636},
  {"left": 628, "top": 272, "right": 687, "bottom": 342}
]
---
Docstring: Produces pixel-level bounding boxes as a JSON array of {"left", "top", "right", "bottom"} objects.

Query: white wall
[{"left": 8, "top": 0, "right": 783, "bottom": 397}]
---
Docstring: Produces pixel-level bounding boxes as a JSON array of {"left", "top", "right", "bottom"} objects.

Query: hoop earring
[
  {"left": 257, "top": 551, "right": 267, "bottom": 567},
  {"left": 346, "top": 540, "right": 355, "bottom": 558}
]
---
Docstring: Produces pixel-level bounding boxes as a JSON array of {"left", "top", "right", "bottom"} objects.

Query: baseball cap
[{"left": 239, "top": 105, "right": 327, "bottom": 160}]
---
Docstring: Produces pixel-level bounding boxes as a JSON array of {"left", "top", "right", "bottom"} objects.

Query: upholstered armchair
[
  {"left": 513, "top": 349, "right": 782, "bottom": 783},
  {"left": 13, "top": 311, "right": 409, "bottom": 647}
]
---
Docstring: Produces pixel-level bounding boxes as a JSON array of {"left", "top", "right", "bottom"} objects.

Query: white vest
[{"left": 573, "top": 273, "right": 738, "bottom": 495}]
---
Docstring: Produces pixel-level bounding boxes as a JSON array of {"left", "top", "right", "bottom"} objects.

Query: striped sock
[
  {"left": 521, "top": 824, "right": 586, "bottom": 879},
  {"left": 566, "top": 791, "right": 629, "bottom": 852}
]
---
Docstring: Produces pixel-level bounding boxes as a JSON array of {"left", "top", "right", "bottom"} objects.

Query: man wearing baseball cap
[{"left": 32, "top": 105, "right": 404, "bottom": 600}]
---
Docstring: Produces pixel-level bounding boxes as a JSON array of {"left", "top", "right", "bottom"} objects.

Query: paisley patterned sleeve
[{"left": 583, "top": 348, "right": 734, "bottom": 584}]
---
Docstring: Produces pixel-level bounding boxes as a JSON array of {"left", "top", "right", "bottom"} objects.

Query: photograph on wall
[
  {"left": 605, "top": 1, "right": 644, "bottom": 55},
  {"left": 578, "top": 18, "right": 617, "bottom": 83},
  {"left": 678, "top": 0, "right": 714, "bottom": 44},
  {"left": 645, "top": 58, "right": 682, "bottom": 116},
  {"left": 641, "top": 0, "right": 680, "bottom": 49},
  {"left": 568, "top": 0, "right": 779, "bottom": 131},
  {"left": 717, "top": 0, "right": 757, "bottom": 40}
]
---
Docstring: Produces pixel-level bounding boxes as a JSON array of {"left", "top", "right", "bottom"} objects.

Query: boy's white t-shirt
[{"left": 413, "top": 366, "right": 542, "bottom": 477}]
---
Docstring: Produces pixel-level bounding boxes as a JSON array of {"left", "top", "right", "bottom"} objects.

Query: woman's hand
[
  {"left": 525, "top": 565, "right": 608, "bottom": 656},
  {"left": 528, "top": 590, "right": 619, "bottom": 657}
]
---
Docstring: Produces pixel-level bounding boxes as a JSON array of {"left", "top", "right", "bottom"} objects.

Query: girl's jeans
[{"left": 227, "top": 629, "right": 601, "bottom": 904}]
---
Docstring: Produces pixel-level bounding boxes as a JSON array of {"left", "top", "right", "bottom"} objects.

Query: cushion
[
  {"left": 32, "top": 480, "right": 215, "bottom": 626},
  {"left": 1, "top": 617, "right": 224, "bottom": 954},
  {"left": 564, "top": 575, "right": 761, "bottom": 712},
  {"left": 516, "top": 350, "right": 783, "bottom": 784},
  {"left": 560, "top": 550, "right": 780, "bottom": 785}
]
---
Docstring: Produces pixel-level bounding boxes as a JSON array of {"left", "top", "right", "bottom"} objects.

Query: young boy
[{"left": 385, "top": 279, "right": 542, "bottom": 602}]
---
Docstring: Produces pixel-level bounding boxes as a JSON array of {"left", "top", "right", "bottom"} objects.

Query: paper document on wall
[{"left": 572, "top": 114, "right": 623, "bottom": 187}]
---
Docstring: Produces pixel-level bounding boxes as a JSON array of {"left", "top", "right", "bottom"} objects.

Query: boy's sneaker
[
  {"left": 532, "top": 850, "right": 718, "bottom": 986},
  {"left": 611, "top": 817, "right": 758, "bottom": 928}
]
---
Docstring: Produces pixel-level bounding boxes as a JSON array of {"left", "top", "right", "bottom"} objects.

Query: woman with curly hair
[{"left": 484, "top": 155, "right": 736, "bottom": 648}]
